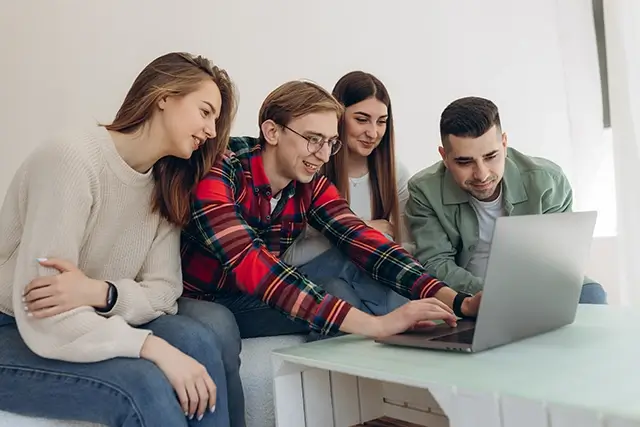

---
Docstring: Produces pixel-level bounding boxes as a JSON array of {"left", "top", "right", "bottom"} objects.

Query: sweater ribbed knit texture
[{"left": 0, "top": 126, "right": 183, "bottom": 362}]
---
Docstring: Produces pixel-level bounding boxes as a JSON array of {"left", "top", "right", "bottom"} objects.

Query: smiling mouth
[
  {"left": 472, "top": 181, "right": 494, "bottom": 189},
  {"left": 192, "top": 136, "right": 205, "bottom": 148},
  {"left": 303, "top": 160, "right": 320, "bottom": 171},
  {"left": 359, "top": 140, "right": 376, "bottom": 146}
]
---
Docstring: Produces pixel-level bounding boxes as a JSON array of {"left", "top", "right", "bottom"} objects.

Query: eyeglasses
[{"left": 281, "top": 125, "right": 342, "bottom": 156}]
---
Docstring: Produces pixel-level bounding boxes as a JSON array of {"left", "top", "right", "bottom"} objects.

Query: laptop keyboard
[{"left": 431, "top": 328, "right": 475, "bottom": 344}]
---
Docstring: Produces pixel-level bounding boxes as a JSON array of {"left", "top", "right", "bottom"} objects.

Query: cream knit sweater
[{"left": 0, "top": 126, "right": 183, "bottom": 363}]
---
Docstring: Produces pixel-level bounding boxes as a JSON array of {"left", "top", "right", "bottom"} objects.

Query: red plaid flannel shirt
[{"left": 180, "top": 136, "right": 447, "bottom": 334}]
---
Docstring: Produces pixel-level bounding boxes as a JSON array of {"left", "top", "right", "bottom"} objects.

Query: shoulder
[
  {"left": 23, "top": 126, "right": 106, "bottom": 183},
  {"left": 407, "top": 160, "right": 446, "bottom": 192},
  {"left": 220, "top": 136, "right": 260, "bottom": 174},
  {"left": 507, "top": 147, "right": 569, "bottom": 188},
  {"left": 228, "top": 136, "right": 260, "bottom": 158},
  {"left": 208, "top": 136, "right": 258, "bottom": 177},
  {"left": 195, "top": 137, "right": 257, "bottom": 199}
]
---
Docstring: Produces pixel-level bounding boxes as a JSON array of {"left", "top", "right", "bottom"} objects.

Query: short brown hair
[
  {"left": 440, "top": 96, "right": 501, "bottom": 151},
  {"left": 258, "top": 80, "right": 343, "bottom": 142},
  {"left": 103, "top": 52, "right": 237, "bottom": 226}
]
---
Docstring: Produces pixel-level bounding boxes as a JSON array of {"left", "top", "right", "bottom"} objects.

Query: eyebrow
[
  {"left": 354, "top": 111, "right": 389, "bottom": 119},
  {"left": 454, "top": 150, "right": 500, "bottom": 162},
  {"left": 305, "top": 130, "right": 339, "bottom": 140}
]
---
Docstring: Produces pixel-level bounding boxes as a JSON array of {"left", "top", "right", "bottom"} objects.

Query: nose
[
  {"left": 314, "top": 142, "right": 332, "bottom": 163},
  {"left": 473, "top": 163, "right": 491, "bottom": 182},
  {"left": 364, "top": 124, "right": 377, "bottom": 140},
  {"left": 204, "top": 122, "right": 216, "bottom": 140}
]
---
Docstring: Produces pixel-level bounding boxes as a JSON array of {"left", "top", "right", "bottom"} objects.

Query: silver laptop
[{"left": 376, "top": 211, "right": 597, "bottom": 353}]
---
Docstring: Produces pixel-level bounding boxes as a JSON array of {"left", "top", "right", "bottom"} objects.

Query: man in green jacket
[{"left": 405, "top": 96, "right": 606, "bottom": 304}]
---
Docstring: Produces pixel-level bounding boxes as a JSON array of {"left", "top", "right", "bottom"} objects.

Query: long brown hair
[
  {"left": 324, "top": 71, "right": 400, "bottom": 239},
  {"left": 103, "top": 52, "right": 237, "bottom": 226}
]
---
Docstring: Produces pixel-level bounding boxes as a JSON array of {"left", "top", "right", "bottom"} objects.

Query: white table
[{"left": 271, "top": 305, "right": 640, "bottom": 427}]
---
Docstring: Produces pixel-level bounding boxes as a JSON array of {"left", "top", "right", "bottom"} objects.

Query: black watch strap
[
  {"left": 96, "top": 281, "right": 118, "bottom": 313},
  {"left": 453, "top": 292, "right": 471, "bottom": 318}
]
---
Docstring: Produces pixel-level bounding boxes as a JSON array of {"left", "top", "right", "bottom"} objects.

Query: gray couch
[{"left": 0, "top": 335, "right": 306, "bottom": 427}]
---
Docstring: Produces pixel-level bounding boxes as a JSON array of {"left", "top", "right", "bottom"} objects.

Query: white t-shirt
[
  {"left": 270, "top": 192, "right": 281, "bottom": 213},
  {"left": 466, "top": 190, "right": 504, "bottom": 279},
  {"left": 282, "top": 161, "right": 411, "bottom": 266}
]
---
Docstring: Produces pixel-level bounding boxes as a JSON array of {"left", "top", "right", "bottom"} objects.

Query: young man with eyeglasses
[{"left": 179, "top": 80, "right": 481, "bottom": 340}]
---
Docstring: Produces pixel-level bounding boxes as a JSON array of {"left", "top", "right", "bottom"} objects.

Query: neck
[
  {"left": 107, "top": 121, "right": 168, "bottom": 173},
  {"left": 261, "top": 147, "right": 291, "bottom": 196},
  {"left": 346, "top": 150, "right": 369, "bottom": 178}
]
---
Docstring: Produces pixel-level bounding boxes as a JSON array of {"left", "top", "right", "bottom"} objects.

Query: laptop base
[{"left": 375, "top": 319, "right": 476, "bottom": 353}]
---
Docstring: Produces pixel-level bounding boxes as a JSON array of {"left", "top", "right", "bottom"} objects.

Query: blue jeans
[
  {"left": 177, "top": 298, "right": 245, "bottom": 427},
  {"left": 580, "top": 282, "right": 608, "bottom": 304},
  {"left": 211, "top": 247, "right": 408, "bottom": 339},
  {"left": 0, "top": 311, "right": 229, "bottom": 427}
]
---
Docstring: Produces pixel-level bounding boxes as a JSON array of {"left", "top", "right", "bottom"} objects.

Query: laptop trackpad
[
  {"left": 406, "top": 319, "right": 476, "bottom": 340},
  {"left": 431, "top": 328, "right": 475, "bottom": 344}
]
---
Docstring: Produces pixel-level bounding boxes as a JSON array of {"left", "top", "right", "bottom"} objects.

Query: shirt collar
[{"left": 248, "top": 143, "right": 298, "bottom": 199}]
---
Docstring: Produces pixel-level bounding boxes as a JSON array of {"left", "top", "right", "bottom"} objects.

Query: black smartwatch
[
  {"left": 96, "top": 281, "right": 118, "bottom": 313},
  {"left": 453, "top": 292, "right": 473, "bottom": 318}
]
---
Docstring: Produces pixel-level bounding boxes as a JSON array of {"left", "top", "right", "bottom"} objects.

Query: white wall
[
  {"left": 0, "top": 0, "right": 602, "bottom": 192},
  {"left": 0, "top": 0, "right": 615, "bottom": 297}
]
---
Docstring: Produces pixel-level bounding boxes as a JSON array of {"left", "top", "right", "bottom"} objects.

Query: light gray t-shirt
[{"left": 466, "top": 190, "right": 504, "bottom": 279}]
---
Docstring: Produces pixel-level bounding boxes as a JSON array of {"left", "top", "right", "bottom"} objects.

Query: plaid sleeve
[
  {"left": 307, "top": 176, "right": 447, "bottom": 299},
  {"left": 190, "top": 156, "right": 352, "bottom": 335}
]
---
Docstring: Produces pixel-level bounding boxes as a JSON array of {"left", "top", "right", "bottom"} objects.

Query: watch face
[{"left": 107, "top": 284, "right": 117, "bottom": 307}]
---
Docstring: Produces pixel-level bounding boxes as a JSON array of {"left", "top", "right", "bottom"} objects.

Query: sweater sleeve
[
  {"left": 12, "top": 141, "right": 151, "bottom": 363},
  {"left": 101, "top": 218, "right": 183, "bottom": 326}
]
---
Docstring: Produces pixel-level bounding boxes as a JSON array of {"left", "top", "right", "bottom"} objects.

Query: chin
[
  {"left": 472, "top": 186, "right": 499, "bottom": 201},
  {"left": 296, "top": 173, "right": 315, "bottom": 184},
  {"left": 173, "top": 143, "right": 196, "bottom": 160},
  {"left": 357, "top": 146, "right": 376, "bottom": 157},
  {"left": 174, "top": 151, "right": 193, "bottom": 160},
  {"left": 294, "top": 167, "right": 317, "bottom": 183}
]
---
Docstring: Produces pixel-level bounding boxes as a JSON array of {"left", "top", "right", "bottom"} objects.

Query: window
[{"left": 593, "top": 128, "right": 616, "bottom": 237}]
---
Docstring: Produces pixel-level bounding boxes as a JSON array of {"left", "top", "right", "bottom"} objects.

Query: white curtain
[
  {"left": 555, "top": 0, "right": 605, "bottom": 215},
  {"left": 604, "top": 0, "right": 640, "bottom": 304}
]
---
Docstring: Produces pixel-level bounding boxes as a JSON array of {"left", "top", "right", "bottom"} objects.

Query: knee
[
  {"left": 182, "top": 319, "right": 225, "bottom": 363},
  {"left": 580, "top": 283, "right": 608, "bottom": 305},
  {"left": 203, "top": 307, "right": 242, "bottom": 373},
  {"left": 178, "top": 299, "right": 242, "bottom": 367}
]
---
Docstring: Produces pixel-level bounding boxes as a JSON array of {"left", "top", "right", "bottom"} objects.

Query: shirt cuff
[
  {"left": 413, "top": 274, "right": 447, "bottom": 299},
  {"left": 120, "top": 328, "right": 153, "bottom": 359},
  {"left": 311, "top": 294, "right": 353, "bottom": 335}
]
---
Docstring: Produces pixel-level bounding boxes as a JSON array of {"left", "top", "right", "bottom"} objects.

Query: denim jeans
[
  {"left": 212, "top": 247, "right": 408, "bottom": 339},
  {"left": 0, "top": 311, "right": 229, "bottom": 427},
  {"left": 177, "top": 297, "right": 245, "bottom": 427},
  {"left": 579, "top": 282, "right": 608, "bottom": 304}
]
